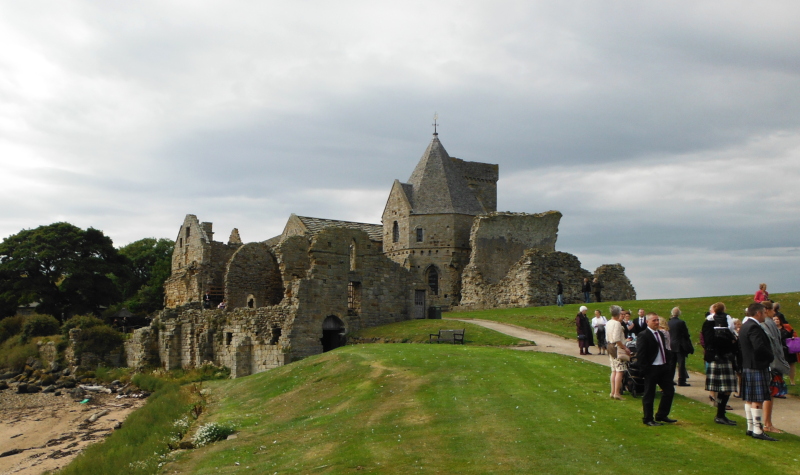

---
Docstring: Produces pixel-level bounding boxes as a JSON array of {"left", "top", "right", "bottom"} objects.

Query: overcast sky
[{"left": 1, "top": 1, "right": 798, "bottom": 300}]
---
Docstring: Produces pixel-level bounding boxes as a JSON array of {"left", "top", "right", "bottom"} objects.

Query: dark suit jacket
[
  {"left": 740, "top": 319, "right": 773, "bottom": 370},
  {"left": 668, "top": 316, "right": 693, "bottom": 354},
  {"left": 631, "top": 317, "right": 648, "bottom": 335},
  {"left": 636, "top": 328, "right": 671, "bottom": 372}
]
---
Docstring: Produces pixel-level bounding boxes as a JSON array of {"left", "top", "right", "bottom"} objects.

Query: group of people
[
  {"left": 574, "top": 284, "right": 797, "bottom": 441},
  {"left": 556, "top": 278, "right": 604, "bottom": 307}
]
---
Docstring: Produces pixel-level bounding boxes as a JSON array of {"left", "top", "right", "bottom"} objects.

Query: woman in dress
[
  {"left": 773, "top": 313, "right": 797, "bottom": 386},
  {"left": 592, "top": 310, "right": 608, "bottom": 355},
  {"left": 606, "top": 305, "right": 630, "bottom": 400},
  {"left": 575, "top": 306, "right": 595, "bottom": 355},
  {"left": 754, "top": 283, "right": 769, "bottom": 303}
]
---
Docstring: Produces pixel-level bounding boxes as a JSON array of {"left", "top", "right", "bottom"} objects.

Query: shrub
[
  {"left": 0, "top": 339, "right": 39, "bottom": 371},
  {"left": 73, "top": 325, "right": 124, "bottom": 357},
  {"left": 191, "top": 422, "right": 235, "bottom": 447},
  {"left": 21, "top": 314, "right": 61, "bottom": 341},
  {"left": 62, "top": 314, "right": 105, "bottom": 337},
  {"left": 0, "top": 316, "right": 24, "bottom": 343},
  {"left": 95, "top": 366, "right": 132, "bottom": 384}
]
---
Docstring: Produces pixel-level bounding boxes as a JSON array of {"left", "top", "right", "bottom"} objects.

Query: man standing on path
[
  {"left": 637, "top": 313, "right": 677, "bottom": 426},
  {"left": 631, "top": 309, "right": 648, "bottom": 336},
  {"left": 556, "top": 280, "right": 564, "bottom": 307},
  {"left": 669, "top": 307, "right": 693, "bottom": 386},
  {"left": 740, "top": 302, "right": 777, "bottom": 441}
]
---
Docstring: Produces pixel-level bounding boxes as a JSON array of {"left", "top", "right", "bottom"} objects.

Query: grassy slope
[
  {"left": 349, "top": 319, "right": 531, "bottom": 346},
  {"left": 450, "top": 292, "right": 800, "bottom": 376},
  {"left": 164, "top": 345, "right": 799, "bottom": 474}
]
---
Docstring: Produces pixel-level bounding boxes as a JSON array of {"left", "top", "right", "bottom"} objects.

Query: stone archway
[{"left": 321, "top": 315, "right": 346, "bottom": 352}]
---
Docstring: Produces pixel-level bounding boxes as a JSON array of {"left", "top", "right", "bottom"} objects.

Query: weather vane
[{"left": 432, "top": 112, "right": 439, "bottom": 136}]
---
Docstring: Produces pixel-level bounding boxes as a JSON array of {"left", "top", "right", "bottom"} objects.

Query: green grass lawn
[
  {"left": 450, "top": 291, "right": 800, "bottom": 375},
  {"left": 163, "top": 344, "right": 799, "bottom": 474},
  {"left": 349, "top": 319, "right": 532, "bottom": 346}
]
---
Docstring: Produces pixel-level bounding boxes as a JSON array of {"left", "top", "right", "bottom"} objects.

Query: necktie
[{"left": 654, "top": 331, "right": 666, "bottom": 363}]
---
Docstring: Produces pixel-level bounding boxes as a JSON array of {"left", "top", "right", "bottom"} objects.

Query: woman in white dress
[
  {"left": 592, "top": 310, "right": 608, "bottom": 355},
  {"left": 607, "top": 305, "right": 631, "bottom": 400}
]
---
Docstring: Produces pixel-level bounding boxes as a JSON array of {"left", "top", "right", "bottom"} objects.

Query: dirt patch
[{"left": 0, "top": 390, "right": 145, "bottom": 475}]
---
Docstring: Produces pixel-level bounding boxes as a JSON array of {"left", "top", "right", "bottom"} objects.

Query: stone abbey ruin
[{"left": 125, "top": 133, "right": 635, "bottom": 376}]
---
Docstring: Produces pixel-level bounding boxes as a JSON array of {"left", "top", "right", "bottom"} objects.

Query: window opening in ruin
[
  {"left": 186, "top": 227, "right": 190, "bottom": 238},
  {"left": 179, "top": 238, "right": 183, "bottom": 248},
  {"left": 247, "top": 297, "right": 255, "bottom": 308},
  {"left": 427, "top": 266, "right": 439, "bottom": 295},
  {"left": 226, "top": 332, "right": 233, "bottom": 345},
  {"left": 349, "top": 239, "right": 357, "bottom": 271},
  {"left": 392, "top": 221, "right": 399, "bottom": 243},
  {"left": 321, "top": 315, "right": 346, "bottom": 352},
  {"left": 416, "top": 228, "right": 424, "bottom": 242},
  {"left": 270, "top": 326, "right": 282, "bottom": 345},
  {"left": 347, "top": 281, "right": 362, "bottom": 315}
]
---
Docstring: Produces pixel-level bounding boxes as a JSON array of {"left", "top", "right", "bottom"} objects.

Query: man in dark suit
[
  {"left": 631, "top": 309, "right": 648, "bottom": 335},
  {"left": 637, "top": 313, "right": 676, "bottom": 426},
  {"left": 668, "top": 307, "right": 693, "bottom": 386},
  {"left": 740, "top": 302, "right": 777, "bottom": 441}
]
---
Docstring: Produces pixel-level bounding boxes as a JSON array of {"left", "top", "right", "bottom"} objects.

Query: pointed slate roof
[{"left": 406, "top": 137, "right": 484, "bottom": 215}]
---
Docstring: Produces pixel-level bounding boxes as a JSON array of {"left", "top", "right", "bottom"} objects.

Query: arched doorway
[{"left": 321, "top": 315, "right": 346, "bottom": 352}]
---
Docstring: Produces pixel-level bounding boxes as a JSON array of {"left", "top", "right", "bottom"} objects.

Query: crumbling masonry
[{"left": 126, "top": 132, "right": 635, "bottom": 376}]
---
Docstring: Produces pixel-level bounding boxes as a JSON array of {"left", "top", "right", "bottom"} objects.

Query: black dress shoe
[
  {"left": 746, "top": 430, "right": 753, "bottom": 437},
  {"left": 644, "top": 420, "right": 664, "bottom": 426},
  {"left": 677, "top": 382, "right": 691, "bottom": 387},
  {"left": 715, "top": 417, "right": 737, "bottom": 426},
  {"left": 655, "top": 417, "right": 677, "bottom": 423},
  {"left": 751, "top": 432, "right": 778, "bottom": 441}
]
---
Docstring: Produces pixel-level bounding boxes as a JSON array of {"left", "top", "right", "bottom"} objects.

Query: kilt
[
  {"left": 705, "top": 360, "right": 737, "bottom": 393},
  {"left": 742, "top": 368, "right": 772, "bottom": 403}
]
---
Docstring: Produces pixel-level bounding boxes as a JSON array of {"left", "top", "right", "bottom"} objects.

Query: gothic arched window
[
  {"left": 392, "top": 221, "right": 399, "bottom": 243},
  {"left": 427, "top": 266, "right": 439, "bottom": 295}
]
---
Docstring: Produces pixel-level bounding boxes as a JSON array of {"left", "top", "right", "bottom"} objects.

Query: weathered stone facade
[{"left": 129, "top": 132, "right": 635, "bottom": 377}]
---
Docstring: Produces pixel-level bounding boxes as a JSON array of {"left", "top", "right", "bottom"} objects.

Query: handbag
[
  {"left": 787, "top": 337, "right": 800, "bottom": 354},
  {"left": 607, "top": 343, "right": 618, "bottom": 359},
  {"left": 617, "top": 352, "right": 631, "bottom": 363}
]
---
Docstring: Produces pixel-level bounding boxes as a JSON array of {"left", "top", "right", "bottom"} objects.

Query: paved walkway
[{"left": 450, "top": 318, "right": 800, "bottom": 437}]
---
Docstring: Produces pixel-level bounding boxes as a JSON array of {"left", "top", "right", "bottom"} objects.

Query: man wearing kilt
[
  {"left": 740, "top": 302, "right": 777, "bottom": 441},
  {"left": 702, "top": 302, "right": 738, "bottom": 426}
]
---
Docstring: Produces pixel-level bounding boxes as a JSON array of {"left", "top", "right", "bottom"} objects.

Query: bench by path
[{"left": 448, "top": 318, "right": 800, "bottom": 437}]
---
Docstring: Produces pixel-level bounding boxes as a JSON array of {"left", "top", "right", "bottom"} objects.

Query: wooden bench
[{"left": 429, "top": 329, "right": 465, "bottom": 344}]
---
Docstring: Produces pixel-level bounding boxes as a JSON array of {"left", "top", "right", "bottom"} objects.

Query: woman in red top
[{"left": 753, "top": 283, "right": 769, "bottom": 303}]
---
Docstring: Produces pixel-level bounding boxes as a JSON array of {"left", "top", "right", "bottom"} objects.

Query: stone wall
[
  {"left": 594, "top": 264, "right": 637, "bottom": 302},
  {"left": 464, "top": 211, "right": 561, "bottom": 285},
  {"left": 224, "top": 243, "right": 283, "bottom": 309}
]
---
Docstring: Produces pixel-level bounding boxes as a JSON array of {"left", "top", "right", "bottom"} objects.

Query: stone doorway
[
  {"left": 414, "top": 290, "right": 426, "bottom": 319},
  {"left": 321, "top": 315, "right": 346, "bottom": 352}
]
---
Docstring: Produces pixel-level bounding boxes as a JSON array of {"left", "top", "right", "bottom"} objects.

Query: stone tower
[{"left": 382, "top": 134, "right": 498, "bottom": 308}]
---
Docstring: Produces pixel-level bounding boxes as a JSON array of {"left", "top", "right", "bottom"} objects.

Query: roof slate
[
  {"left": 296, "top": 216, "right": 384, "bottom": 241},
  {"left": 406, "top": 137, "right": 484, "bottom": 215}
]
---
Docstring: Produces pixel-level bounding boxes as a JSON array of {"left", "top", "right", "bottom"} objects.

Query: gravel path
[{"left": 449, "top": 318, "right": 800, "bottom": 437}]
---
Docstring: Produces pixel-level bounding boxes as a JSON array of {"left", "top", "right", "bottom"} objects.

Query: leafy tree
[
  {"left": 0, "top": 222, "right": 128, "bottom": 320},
  {"left": 113, "top": 238, "right": 174, "bottom": 315}
]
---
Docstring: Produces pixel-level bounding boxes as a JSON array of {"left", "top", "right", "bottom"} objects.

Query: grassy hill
[{"left": 163, "top": 344, "right": 799, "bottom": 474}]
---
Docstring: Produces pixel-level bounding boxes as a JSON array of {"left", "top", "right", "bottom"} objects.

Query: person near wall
[
  {"left": 203, "top": 292, "right": 212, "bottom": 309},
  {"left": 668, "top": 307, "right": 694, "bottom": 387},
  {"left": 606, "top": 305, "right": 630, "bottom": 400},
  {"left": 702, "top": 303, "right": 739, "bottom": 426},
  {"left": 760, "top": 301, "right": 790, "bottom": 433},
  {"left": 740, "top": 302, "right": 777, "bottom": 441},
  {"left": 753, "top": 283, "right": 769, "bottom": 303},
  {"left": 582, "top": 278, "right": 592, "bottom": 303},
  {"left": 575, "top": 306, "right": 595, "bottom": 355},
  {"left": 592, "top": 277, "right": 603, "bottom": 303},
  {"left": 637, "top": 313, "right": 677, "bottom": 426},
  {"left": 592, "top": 309, "right": 608, "bottom": 356},
  {"left": 556, "top": 280, "right": 564, "bottom": 307}
]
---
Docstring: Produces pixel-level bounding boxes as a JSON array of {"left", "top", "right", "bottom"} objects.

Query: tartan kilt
[
  {"left": 742, "top": 368, "right": 772, "bottom": 403},
  {"left": 704, "top": 360, "right": 737, "bottom": 392}
]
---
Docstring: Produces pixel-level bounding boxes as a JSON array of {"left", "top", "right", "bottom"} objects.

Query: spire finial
[{"left": 432, "top": 112, "right": 439, "bottom": 136}]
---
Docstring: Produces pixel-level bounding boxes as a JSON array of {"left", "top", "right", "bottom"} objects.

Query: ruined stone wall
[
  {"left": 464, "top": 211, "right": 561, "bottom": 286},
  {"left": 594, "top": 264, "right": 637, "bottom": 301},
  {"left": 460, "top": 248, "right": 591, "bottom": 308},
  {"left": 224, "top": 243, "right": 283, "bottom": 309},
  {"left": 382, "top": 181, "right": 413, "bottom": 255},
  {"left": 124, "top": 327, "right": 160, "bottom": 369}
]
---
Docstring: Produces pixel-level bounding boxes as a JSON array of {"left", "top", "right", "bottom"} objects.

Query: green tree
[
  {"left": 0, "top": 222, "right": 127, "bottom": 320},
  {"left": 114, "top": 238, "right": 174, "bottom": 315}
]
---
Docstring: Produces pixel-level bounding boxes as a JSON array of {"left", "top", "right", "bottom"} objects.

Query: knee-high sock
[
  {"left": 752, "top": 408, "right": 764, "bottom": 435},
  {"left": 744, "top": 403, "right": 753, "bottom": 432},
  {"left": 716, "top": 392, "right": 730, "bottom": 418}
]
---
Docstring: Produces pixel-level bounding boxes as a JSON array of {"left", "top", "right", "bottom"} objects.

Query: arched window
[
  {"left": 416, "top": 227, "right": 424, "bottom": 243},
  {"left": 392, "top": 221, "right": 399, "bottom": 243},
  {"left": 426, "top": 266, "right": 439, "bottom": 295}
]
